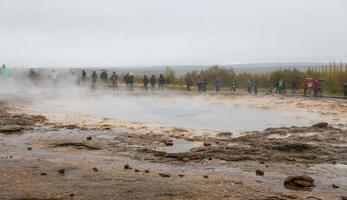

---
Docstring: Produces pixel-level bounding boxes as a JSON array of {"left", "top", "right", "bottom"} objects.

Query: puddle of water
[{"left": 156, "top": 139, "right": 202, "bottom": 153}]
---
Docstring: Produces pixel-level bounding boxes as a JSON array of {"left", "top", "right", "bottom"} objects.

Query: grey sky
[{"left": 1, "top": 0, "right": 347, "bottom": 68}]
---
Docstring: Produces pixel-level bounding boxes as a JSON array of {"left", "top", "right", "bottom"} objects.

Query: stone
[
  {"left": 40, "top": 172, "right": 47, "bottom": 176},
  {"left": 92, "top": 167, "right": 98, "bottom": 172},
  {"left": 341, "top": 197, "right": 347, "bottom": 200},
  {"left": 124, "top": 164, "right": 131, "bottom": 169},
  {"left": 203, "top": 175, "right": 209, "bottom": 178},
  {"left": 332, "top": 184, "right": 339, "bottom": 188},
  {"left": 163, "top": 140, "right": 173, "bottom": 146},
  {"left": 311, "top": 122, "right": 328, "bottom": 128},
  {"left": 216, "top": 132, "right": 232, "bottom": 137},
  {"left": 178, "top": 174, "right": 185, "bottom": 177},
  {"left": 0, "top": 125, "right": 25, "bottom": 133},
  {"left": 144, "top": 169, "right": 149, "bottom": 173},
  {"left": 159, "top": 173, "right": 171, "bottom": 177},
  {"left": 86, "top": 136, "right": 92, "bottom": 140},
  {"left": 27, "top": 147, "right": 32, "bottom": 150},
  {"left": 58, "top": 168, "right": 65, "bottom": 174},
  {"left": 256, "top": 169, "right": 264, "bottom": 176},
  {"left": 182, "top": 157, "right": 190, "bottom": 162},
  {"left": 203, "top": 141, "right": 212, "bottom": 146},
  {"left": 134, "top": 169, "right": 140, "bottom": 172},
  {"left": 284, "top": 175, "right": 315, "bottom": 190}
]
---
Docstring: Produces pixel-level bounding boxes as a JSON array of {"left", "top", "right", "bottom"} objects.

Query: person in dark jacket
[
  {"left": 158, "top": 74, "right": 165, "bottom": 90},
  {"left": 150, "top": 75, "right": 156, "bottom": 90},
  {"left": 185, "top": 76, "right": 193, "bottom": 91},
  {"left": 128, "top": 73, "right": 134, "bottom": 91},
  {"left": 343, "top": 82, "right": 347, "bottom": 97},
  {"left": 143, "top": 75, "right": 149, "bottom": 90},
  {"left": 291, "top": 80, "right": 297, "bottom": 95},
  {"left": 81, "top": 70, "right": 87, "bottom": 82},
  {"left": 91, "top": 71, "right": 97, "bottom": 88}
]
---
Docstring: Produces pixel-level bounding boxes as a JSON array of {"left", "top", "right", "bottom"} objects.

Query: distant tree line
[{"left": 132, "top": 63, "right": 347, "bottom": 94}]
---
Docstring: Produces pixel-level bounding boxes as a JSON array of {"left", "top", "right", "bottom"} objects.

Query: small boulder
[
  {"left": 182, "top": 157, "right": 190, "bottom": 162},
  {"left": 203, "top": 175, "right": 209, "bottom": 179},
  {"left": 58, "top": 168, "right": 65, "bottom": 174},
  {"left": 134, "top": 169, "right": 140, "bottom": 172},
  {"left": 27, "top": 147, "right": 32, "bottom": 151},
  {"left": 124, "top": 164, "right": 131, "bottom": 169},
  {"left": 86, "top": 136, "right": 92, "bottom": 140},
  {"left": 284, "top": 175, "right": 315, "bottom": 190},
  {"left": 40, "top": 172, "right": 47, "bottom": 176},
  {"left": 332, "top": 184, "right": 339, "bottom": 189},
  {"left": 311, "top": 122, "right": 328, "bottom": 128},
  {"left": 144, "top": 169, "right": 150, "bottom": 173},
  {"left": 256, "top": 169, "right": 264, "bottom": 176},
  {"left": 203, "top": 141, "right": 212, "bottom": 146},
  {"left": 92, "top": 167, "right": 98, "bottom": 172},
  {"left": 159, "top": 172, "right": 171, "bottom": 177},
  {"left": 178, "top": 174, "right": 185, "bottom": 177}
]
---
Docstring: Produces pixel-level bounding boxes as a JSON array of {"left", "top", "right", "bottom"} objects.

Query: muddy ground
[{"left": 0, "top": 97, "right": 347, "bottom": 200}]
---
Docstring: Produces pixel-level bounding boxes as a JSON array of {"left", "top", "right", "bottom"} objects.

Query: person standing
[
  {"left": 247, "top": 79, "right": 252, "bottom": 93},
  {"left": 214, "top": 77, "right": 221, "bottom": 92},
  {"left": 128, "top": 73, "right": 134, "bottom": 91},
  {"left": 158, "top": 74, "right": 165, "bottom": 90},
  {"left": 197, "top": 76, "right": 203, "bottom": 92},
  {"left": 291, "top": 80, "right": 297, "bottom": 95},
  {"left": 143, "top": 75, "right": 149, "bottom": 90},
  {"left": 253, "top": 79, "right": 258, "bottom": 95},
  {"left": 110, "top": 72, "right": 118, "bottom": 90},
  {"left": 81, "top": 70, "right": 87, "bottom": 82},
  {"left": 185, "top": 76, "right": 193, "bottom": 91},
  {"left": 91, "top": 71, "right": 97, "bottom": 89},
  {"left": 343, "top": 82, "right": 347, "bottom": 97},
  {"left": 150, "top": 75, "right": 156, "bottom": 90}
]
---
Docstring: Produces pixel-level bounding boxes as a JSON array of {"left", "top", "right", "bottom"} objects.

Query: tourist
[
  {"left": 291, "top": 80, "right": 297, "bottom": 95},
  {"left": 185, "top": 76, "right": 193, "bottom": 91},
  {"left": 150, "top": 75, "right": 156, "bottom": 90},
  {"left": 110, "top": 72, "right": 118, "bottom": 90},
  {"left": 214, "top": 77, "right": 221, "bottom": 92},
  {"left": 91, "top": 71, "right": 97, "bottom": 88},
  {"left": 158, "top": 74, "right": 165, "bottom": 90},
  {"left": 143, "top": 75, "right": 149, "bottom": 90}
]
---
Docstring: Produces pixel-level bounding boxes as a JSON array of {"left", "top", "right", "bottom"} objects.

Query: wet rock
[
  {"left": 182, "top": 157, "right": 190, "bottom": 162},
  {"left": 58, "top": 168, "right": 65, "bottom": 174},
  {"left": 50, "top": 142, "right": 101, "bottom": 150},
  {"left": 311, "top": 122, "right": 328, "bottom": 128},
  {"left": 284, "top": 175, "right": 314, "bottom": 190},
  {"left": 124, "top": 164, "right": 131, "bottom": 169},
  {"left": 92, "top": 167, "right": 98, "bottom": 172},
  {"left": 332, "top": 184, "right": 339, "bottom": 188},
  {"left": 216, "top": 132, "right": 232, "bottom": 138},
  {"left": 306, "top": 197, "right": 321, "bottom": 200},
  {"left": 270, "top": 142, "right": 312, "bottom": 152},
  {"left": 86, "top": 136, "right": 92, "bottom": 140},
  {"left": 256, "top": 169, "right": 264, "bottom": 176},
  {"left": 163, "top": 140, "right": 173, "bottom": 146},
  {"left": 203, "top": 141, "right": 212, "bottom": 146},
  {"left": 0, "top": 125, "right": 25, "bottom": 133},
  {"left": 159, "top": 172, "right": 171, "bottom": 177},
  {"left": 27, "top": 147, "right": 32, "bottom": 150},
  {"left": 40, "top": 172, "right": 47, "bottom": 176}
]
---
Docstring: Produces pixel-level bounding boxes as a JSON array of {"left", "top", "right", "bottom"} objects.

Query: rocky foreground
[{"left": 0, "top": 102, "right": 346, "bottom": 200}]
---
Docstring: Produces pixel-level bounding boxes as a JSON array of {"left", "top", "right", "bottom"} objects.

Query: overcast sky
[{"left": 1, "top": 0, "right": 347, "bottom": 68}]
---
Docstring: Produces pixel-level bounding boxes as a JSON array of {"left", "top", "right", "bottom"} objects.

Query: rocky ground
[{"left": 0, "top": 98, "right": 347, "bottom": 200}]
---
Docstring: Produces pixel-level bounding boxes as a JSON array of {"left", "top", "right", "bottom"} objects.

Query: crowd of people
[
  {"left": 1, "top": 65, "right": 346, "bottom": 98},
  {"left": 81, "top": 70, "right": 167, "bottom": 91}
]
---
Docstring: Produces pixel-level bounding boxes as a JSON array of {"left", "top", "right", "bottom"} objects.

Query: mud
[{"left": 0, "top": 97, "right": 346, "bottom": 200}]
